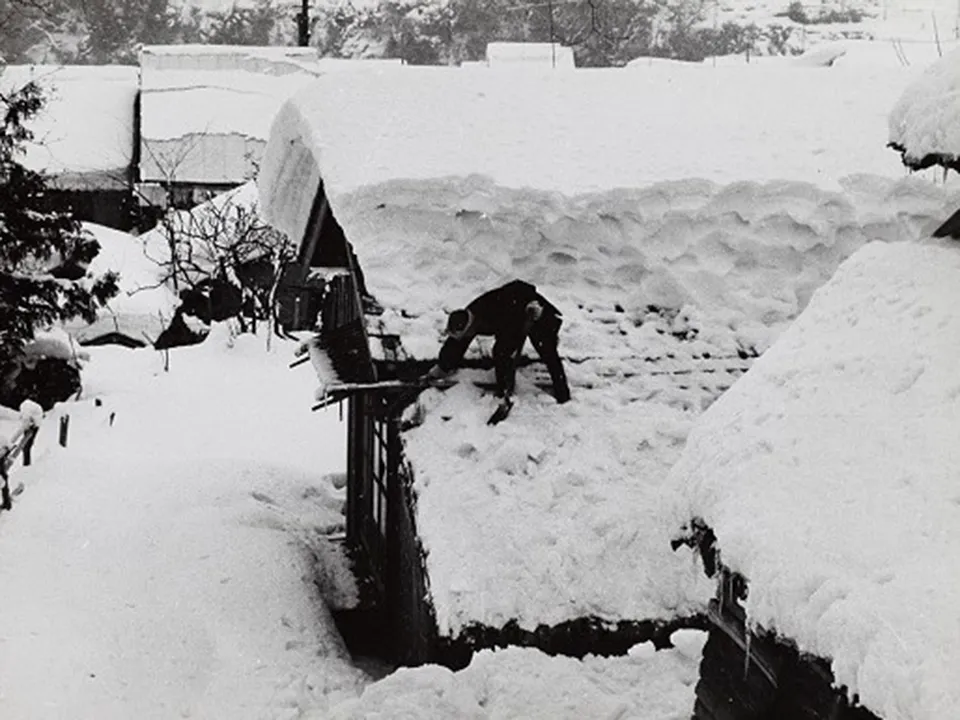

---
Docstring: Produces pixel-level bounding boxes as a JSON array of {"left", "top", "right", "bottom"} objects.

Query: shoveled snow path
[{"left": 0, "top": 330, "right": 365, "bottom": 720}]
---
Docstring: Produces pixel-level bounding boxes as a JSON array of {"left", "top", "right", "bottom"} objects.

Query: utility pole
[
  {"left": 547, "top": 0, "right": 556, "bottom": 68},
  {"left": 296, "top": 0, "right": 310, "bottom": 47}
]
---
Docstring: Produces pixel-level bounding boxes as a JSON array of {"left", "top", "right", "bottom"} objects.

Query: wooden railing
[{"left": 1, "top": 423, "right": 40, "bottom": 512}]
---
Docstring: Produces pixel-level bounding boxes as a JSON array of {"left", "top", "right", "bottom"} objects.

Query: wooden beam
[{"left": 299, "top": 190, "right": 328, "bottom": 269}]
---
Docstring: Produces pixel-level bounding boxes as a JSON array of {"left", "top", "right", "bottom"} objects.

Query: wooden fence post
[
  {"left": 22, "top": 427, "right": 36, "bottom": 466},
  {"left": 1, "top": 466, "right": 10, "bottom": 511},
  {"left": 59, "top": 415, "right": 69, "bottom": 448}
]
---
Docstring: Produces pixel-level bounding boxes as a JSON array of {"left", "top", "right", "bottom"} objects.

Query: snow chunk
[
  {"left": 18, "top": 401, "right": 43, "bottom": 428},
  {"left": 323, "top": 642, "right": 704, "bottom": 719}
]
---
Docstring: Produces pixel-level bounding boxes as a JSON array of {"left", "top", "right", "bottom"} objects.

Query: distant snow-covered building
[
  {"left": 1, "top": 64, "right": 138, "bottom": 229},
  {"left": 669, "top": 241, "right": 960, "bottom": 720},
  {"left": 136, "top": 45, "right": 322, "bottom": 211},
  {"left": 258, "top": 65, "right": 956, "bottom": 671},
  {"left": 485, "top": 42, "right": 575, "bottom": 69}
]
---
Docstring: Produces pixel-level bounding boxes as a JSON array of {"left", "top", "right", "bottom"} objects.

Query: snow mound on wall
[
  {"left": 321, "top": 633, "right": 705, "bottom": 719},
  {"left": 888, "top": 45, "right": 960, "bottom": 166},
  {"left": 667, "top": 241, "right": 960, "bottom": 720},
  {"left": 352, "top": 174, "right": 954, "bottom": 359}
]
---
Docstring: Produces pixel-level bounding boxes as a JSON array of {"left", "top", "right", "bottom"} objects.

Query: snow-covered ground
[
  {"left": 321, "top": 631, "right": 706, "bottom": 720},
  {"left": 0, "top": 329, "right": 368, "bottom": 719}
]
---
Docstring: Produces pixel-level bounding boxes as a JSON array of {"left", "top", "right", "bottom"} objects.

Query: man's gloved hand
[{"left": 421, "top": 364, "right": 451, "bottom": 383}]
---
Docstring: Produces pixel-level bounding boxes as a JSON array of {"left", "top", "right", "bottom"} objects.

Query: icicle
[{"left": 743, "top": 627, "right": 753, "bottom": 680}]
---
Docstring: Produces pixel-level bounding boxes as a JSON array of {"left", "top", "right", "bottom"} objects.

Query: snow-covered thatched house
[
  {"left": 1, "top": 64, "right": 138, "bottom": 229},
  {"left": 257, "top": 65, "right": 958, "bottom": 669},
  {"left": 669, "top": 241, "right": 960, "bottom": 720},
  {"left": 136, "top": 45, "right": 322, "bottom": 212}
]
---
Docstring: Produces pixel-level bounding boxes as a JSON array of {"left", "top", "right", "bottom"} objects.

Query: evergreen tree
[
  {"left": 0, "top": 78, "right": 118, "bottom": 373},
  {"left": 76, "top": 0, "right": 184, "bottom": 63}
]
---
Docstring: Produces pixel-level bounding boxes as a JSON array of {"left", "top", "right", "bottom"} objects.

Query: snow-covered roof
[
  {"left": 0, "top": 65, "right": 137, "bottom": 187},
  {"left": 668, "top": 240, "right": 960, "bottom": 720},
  {"left": 888, "top": 45, "right": 960, "bottom": 171},
  {"left": 258, "top": 64, "right": 960, "bottom": 637},
  {"left": 259, "top": 62, "right": 922, "bottom": 252}
]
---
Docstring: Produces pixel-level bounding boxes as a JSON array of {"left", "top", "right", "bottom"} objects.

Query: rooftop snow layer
[
  {"left": 0, "top": 65, "right": 137, "bottom": 182},
  {"left": 137, "top": 45, "right": 323, "bottom": 184},
  {"left": 888, "top": 45, "right": 960, "bottom": 169},
  {"left": 259, "top": 62, "right": 932, "bottom": 252},
  {"left": 667, "top": 240, "right": 960, "bottom": 720}
]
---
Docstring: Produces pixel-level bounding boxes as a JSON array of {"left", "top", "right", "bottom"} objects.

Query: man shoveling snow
[{"left": 424, "top": 280, "right": 571, "bottom": 425}]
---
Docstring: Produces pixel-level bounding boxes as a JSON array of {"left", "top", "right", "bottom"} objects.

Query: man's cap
[{"left": 445, "top": 308, "right": 471, "bottom": 336}]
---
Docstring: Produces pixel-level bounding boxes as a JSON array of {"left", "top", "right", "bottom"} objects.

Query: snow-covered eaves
[
  {"left": 888, "top": 45, "right": 960, "bottom": 172},
  {"left": 0, "top": 65, "right": 137, "bottom": 186},
  {"left": 668, "top": 240, "right": 960, "bottom": 720},
  {"left": 138, "top": 45, "right": 322, "bottom": 185}
]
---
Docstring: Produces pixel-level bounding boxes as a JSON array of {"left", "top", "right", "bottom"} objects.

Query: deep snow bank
[
  {"left": 667, "top": 241, "right": 960, "bottom": 720},
  {"left": 320, "top": 630, "right": 706, "bottom": 720}
]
